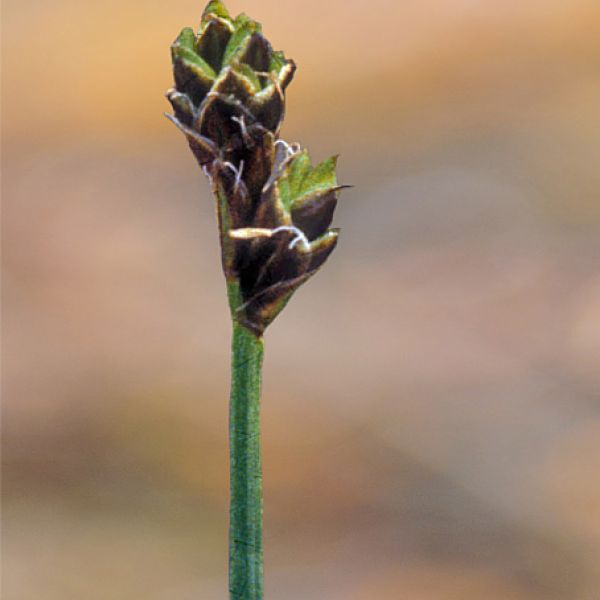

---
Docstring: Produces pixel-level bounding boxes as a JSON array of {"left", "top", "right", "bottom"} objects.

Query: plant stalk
[{"left": 229, "top": 322, "right": 264, "bottom": 600}]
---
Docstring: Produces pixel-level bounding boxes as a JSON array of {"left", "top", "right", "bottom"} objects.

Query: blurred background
[{"left": 3, "top": 0, "right": 600, "bottom": 598}]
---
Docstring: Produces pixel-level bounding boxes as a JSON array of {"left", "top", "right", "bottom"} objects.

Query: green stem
[{"left": 229, "top": 322, "right": 265, "bottom": 600}]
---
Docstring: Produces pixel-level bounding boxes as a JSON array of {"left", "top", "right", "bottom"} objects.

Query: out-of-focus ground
[{"left": 2, "top": 0, "right": 600, "bottom": 598}]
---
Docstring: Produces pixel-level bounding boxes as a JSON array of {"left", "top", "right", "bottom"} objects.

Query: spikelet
[{"left": 166, "top": 1, "right": 346, "bottom": 334}]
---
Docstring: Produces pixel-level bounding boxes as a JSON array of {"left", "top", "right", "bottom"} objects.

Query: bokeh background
[{"left": 3, "top": 0, "right": 600, "bottom": 598}]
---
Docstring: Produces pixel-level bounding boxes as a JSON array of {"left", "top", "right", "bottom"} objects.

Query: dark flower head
[{"left": 167, "top": 1, "right": 346, "bottom": 334}]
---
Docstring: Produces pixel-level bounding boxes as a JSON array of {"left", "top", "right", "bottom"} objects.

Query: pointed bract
[{"left": 201, "top": 0, "right": 231, "bottom": 25}]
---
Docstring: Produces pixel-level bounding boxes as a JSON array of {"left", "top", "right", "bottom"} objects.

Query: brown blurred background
[{"left": 3, "top": 0, "right": 600, "bottom": 598}]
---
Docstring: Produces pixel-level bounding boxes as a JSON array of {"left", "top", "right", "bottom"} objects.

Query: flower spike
[{"left": 167, "top": 1, "right": 344, "bottom": 334}]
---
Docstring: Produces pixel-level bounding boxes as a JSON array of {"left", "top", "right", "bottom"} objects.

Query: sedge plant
[{"left": 165, "top": 2, "right": 345, "bottom": 598}]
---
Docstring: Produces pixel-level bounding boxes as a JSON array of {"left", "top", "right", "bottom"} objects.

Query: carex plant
[{"left": 166, "top": 2, "right": 345, "bottom": 598}]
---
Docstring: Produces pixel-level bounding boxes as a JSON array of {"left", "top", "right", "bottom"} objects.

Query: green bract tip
[{"left": 201, "top": 0, "right": 231, "bottom": 24}]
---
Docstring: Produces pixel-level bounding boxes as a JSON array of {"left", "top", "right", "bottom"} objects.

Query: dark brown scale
[
  {"left": 291, "top": 190, "right": 337, "bottom": 241},
  {"left": 195, "top": 19, "right": 232, "bottom": 72},
  {"left": 239, "top": 33, "right": 271, "bottom": 74},
  {"left": 173, "top": 60, "right": 213, "bottom": 106}
]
